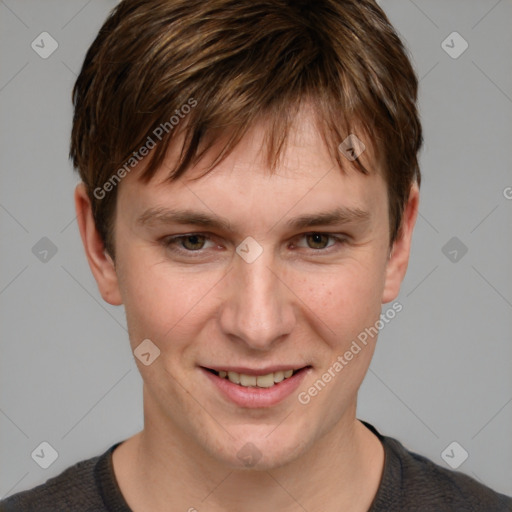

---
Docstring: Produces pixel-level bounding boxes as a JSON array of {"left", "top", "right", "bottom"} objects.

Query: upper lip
[{"left": 202, "top": 365, "right": 310, "bottom": 376}]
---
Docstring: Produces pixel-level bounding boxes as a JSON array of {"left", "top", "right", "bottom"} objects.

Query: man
[{"left": 2, "top": 0, "right": 511, "bottom": 510}]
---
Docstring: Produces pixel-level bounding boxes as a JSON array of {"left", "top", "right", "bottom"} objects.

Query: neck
[{"left": 113, "top": 399, "right": 384, "bottom": 512}]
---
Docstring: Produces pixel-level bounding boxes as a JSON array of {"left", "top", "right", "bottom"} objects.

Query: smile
[
  {"left": 201, "top": 365, "right": 311, "bottom": 408},
  {"left": 208, "top": 368, "right": 299, "bottom": 388}
]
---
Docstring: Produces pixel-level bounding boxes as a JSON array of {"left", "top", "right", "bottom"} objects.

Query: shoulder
[
  {"left": 367, "top": 423, "right": 512, "bottom": 511},
  {"left": 0, "top": 446, "right": 115, "bottom": 512},
  {"left": 389, "top": 437, "right": 511, "bottom": 510}
]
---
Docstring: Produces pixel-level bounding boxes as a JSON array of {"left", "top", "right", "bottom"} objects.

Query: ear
[
  {"left": 74, "top": 183, "right": 123, "bottom": 306},
  {"left": 381, "top": 183, "right": 419, "bottom": 303}
]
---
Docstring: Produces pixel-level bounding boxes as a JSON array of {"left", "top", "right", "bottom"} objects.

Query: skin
[{"left": 75, "top": 106, "right": 419, "bottom": 512}]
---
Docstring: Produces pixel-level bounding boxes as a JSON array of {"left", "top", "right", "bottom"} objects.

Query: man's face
[{"left": 101, "top": 109, "right": 405, "bottom": 470}]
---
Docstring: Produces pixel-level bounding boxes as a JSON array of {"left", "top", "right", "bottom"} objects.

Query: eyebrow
[
  {"left": 136, "top": 206, "right": 370, "bottom": 232},
  {"left": 284, "top": 206, "right": 370, "bottom": 230}
]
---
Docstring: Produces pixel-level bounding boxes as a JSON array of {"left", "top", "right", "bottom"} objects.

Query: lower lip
[{"left": 201, "top": 367, "right": 311, "bottom": 408}]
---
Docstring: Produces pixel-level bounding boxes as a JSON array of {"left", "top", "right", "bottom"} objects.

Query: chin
[{"left": 208, "top": 426, "right": 312, "bottom": 471}]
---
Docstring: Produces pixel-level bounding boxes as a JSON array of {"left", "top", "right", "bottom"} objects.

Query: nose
[{"left": 217, "top": 248, "right": 296, "bottom": 351}]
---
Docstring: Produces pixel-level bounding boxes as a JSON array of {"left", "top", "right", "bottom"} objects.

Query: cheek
[
  {"left": 117, "top": 250, "right": 225, "bottom": 348},
  {"left": 297, "top": 260, "right": 385, "bottom": 338},
  {"left": 297, "top": 265, "right": 384, "bottom": 403},
  {"left": 117, "top": 236, "right": 388, "bottom": 353}
]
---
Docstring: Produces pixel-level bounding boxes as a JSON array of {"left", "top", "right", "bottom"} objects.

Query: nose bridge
[{"left": 219, "top": 248, "right": 294, "bottom": 350}]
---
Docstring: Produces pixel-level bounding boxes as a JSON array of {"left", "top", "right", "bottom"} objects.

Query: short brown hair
[{"left": 70, "top": 0, "right": 422, "bottom": 258}]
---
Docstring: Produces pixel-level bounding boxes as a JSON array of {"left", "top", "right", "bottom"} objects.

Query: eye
[
  {"left": 161, "top": 231, "right": 347, "bottom": 258},
  {"left": 163, "top": 233, "right": 216, "bottom": 252},
  {"left": 293, "top": 233, "right": 346, "bottom": 251}
]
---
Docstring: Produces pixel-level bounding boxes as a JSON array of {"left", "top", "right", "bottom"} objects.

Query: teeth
[
  {"left": 227, "top": 371, "right": 240, "bottom": 384},
  {"left": 239, "top": 374, "right": 257, "bottom": 386},
  {"left": 215, "top": 369, "right": 299, "bottom": 387},
  {"left": 256, "top": 373, "right": 275, "bottom": 388},
  {"left": 273, "top": 371, "right": 284, "bottom": 383}
]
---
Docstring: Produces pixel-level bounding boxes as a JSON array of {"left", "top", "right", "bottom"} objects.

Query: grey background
[{"left": 1, "top": 0, "right": 511, "bottom": 500}]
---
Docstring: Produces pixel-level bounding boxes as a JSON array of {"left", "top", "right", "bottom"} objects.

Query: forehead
[{"left": 117, "top": 108, "right": 387, "bottom": 232}]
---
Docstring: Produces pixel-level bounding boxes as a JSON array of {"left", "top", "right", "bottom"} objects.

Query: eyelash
[{"left": 161, "top": 232, "right": 348, "bottom": 257}]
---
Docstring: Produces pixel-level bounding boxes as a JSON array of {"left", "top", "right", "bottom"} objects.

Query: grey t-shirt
[{"left": 2, "top": 422, "right": 511, "bottom": 511}]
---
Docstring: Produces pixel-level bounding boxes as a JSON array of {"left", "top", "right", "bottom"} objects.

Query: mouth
[
  {"left": 200, "top": 365, "right": 312, "bottom": 408},
  {"left": 203, "top": 367, "right": 307, "bottom": 388}
]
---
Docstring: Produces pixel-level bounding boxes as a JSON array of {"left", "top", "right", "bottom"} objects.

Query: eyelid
[
  {"left": 163, "top": 233, "right": 217, "bottom": 250},
  {"left": 162, "top": 231, "right": 348, "bottom": 255},
  {"left": 291, "top": 232, "right": 347, "bottom": 249}
]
